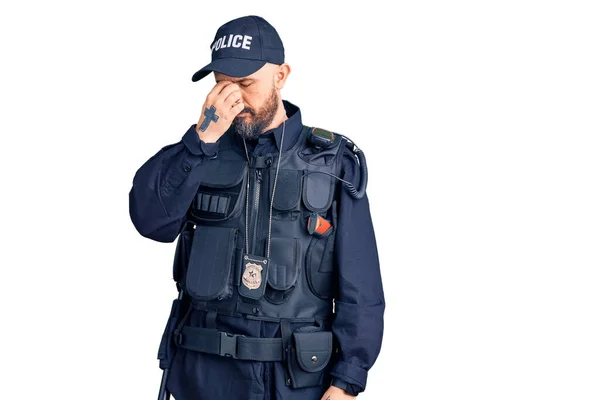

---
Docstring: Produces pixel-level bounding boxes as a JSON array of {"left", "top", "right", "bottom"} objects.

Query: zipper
[{"left": 249, "top": 168, "right": 263, "bottom": 254}]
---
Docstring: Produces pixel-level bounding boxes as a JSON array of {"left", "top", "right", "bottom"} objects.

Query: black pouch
[
  {"left": 269, "top": 169, "right": 302, "bottom": 211},
  {"left": 287, "top": 327, "right": 333, "bottom": 389},
  {"left": 185, "top": 225, "right": 238, "bottom": 301},
  {"left": 264, "top": 237, "right": 300, "bottom": 304},
  {"left": 172, "top": 222, "right": 194, "bottom": 285},
  {"left": 306, "top": 200, "right": 338, "bottom": 299},
  {"left": 302, "top": 168, "right": 335, "bottom": 213},
  {"left": 189, "top": 160, "right": 247, "bottom": 223}
]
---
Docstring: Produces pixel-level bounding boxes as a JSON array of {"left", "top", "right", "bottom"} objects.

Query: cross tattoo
[{"left": 199, "top": 105, "right": 219, "bottom": 132}]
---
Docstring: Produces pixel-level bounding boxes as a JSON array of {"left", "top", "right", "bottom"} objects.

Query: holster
[
  {"left": 157, "top": 224, "right": 194, "bottom": 370},
  {"left": 157, "top": 296, "right": 190, "bottom": 370}
]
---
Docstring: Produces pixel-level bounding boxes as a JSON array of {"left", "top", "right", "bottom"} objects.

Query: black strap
[
  {"left": 192, "top": 300, "right": 261, "bottom": 316},
  {"left": 177, "top": 326, "right": 284, "bottom": 361},
  {"left": 280, "top": 320, "right": 292, "bottom": 385},
  {"left": 172, "top": 301, "right": 193, "bottom": 344},
  {"left": 280, "top": 320, "right": 291, "bottom": 361},
  {"left": 205, "top": 310, "right": 218, "bottom": 329}
]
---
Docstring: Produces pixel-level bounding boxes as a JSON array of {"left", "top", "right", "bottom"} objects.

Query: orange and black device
[{"left": 307, "top": 213, "right": 332, "bottom": 237}]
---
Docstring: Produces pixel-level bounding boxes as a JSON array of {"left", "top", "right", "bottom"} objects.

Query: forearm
[{"left": 128, "top": 124, "right": 219, "bottom": 242}]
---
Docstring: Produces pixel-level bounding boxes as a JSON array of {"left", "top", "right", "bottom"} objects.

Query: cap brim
[{"left": 191, "top": 58, "right": 268, "bottom": 82}]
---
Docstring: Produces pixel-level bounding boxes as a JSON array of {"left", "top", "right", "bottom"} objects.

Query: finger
[
  {"left": 229, "top": 101, "right": 245, "bottom": 117},
  {"left": 206, "top": 80, "right": 233, "bottom": 101},
  {"left": 223, "top": 90, "right": 242, "bottom": 107},
  {"left": 219, "top": 101, "right": 244, "bottom": 122},
  {"left": 216, "top": 82, "right": 241, "bottom": 102}
]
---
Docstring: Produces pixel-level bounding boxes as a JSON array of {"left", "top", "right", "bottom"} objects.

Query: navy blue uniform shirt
[{"left": 129, "top": 100, "right": 385, "bottom": 396}]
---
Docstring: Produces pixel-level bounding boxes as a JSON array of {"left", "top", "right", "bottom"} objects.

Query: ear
[{"left": 273, "top": 63, "right": 291, "bottom": 90}]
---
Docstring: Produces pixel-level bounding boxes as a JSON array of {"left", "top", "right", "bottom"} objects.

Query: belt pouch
[
  {"left": 185, "top": 225, "right": 238, "bottom": 301},
  {"left": 287, "top": 328, "right": 333, "bottom": 388}
]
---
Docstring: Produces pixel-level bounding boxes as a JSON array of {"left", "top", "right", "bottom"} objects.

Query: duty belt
[{"left": 175, "top": 326, "right": 284, "bottom": 361}]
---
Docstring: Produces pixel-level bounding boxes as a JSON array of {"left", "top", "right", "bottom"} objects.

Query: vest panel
[{"left": 180, "top": 125, "right": 345, "bottom": 322}]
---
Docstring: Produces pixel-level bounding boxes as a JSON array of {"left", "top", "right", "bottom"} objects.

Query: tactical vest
[
  {"left": 160, "top": 125, "right": 348, "bottom": 391},
  {"left": 175, "top": 124, "right": 345, "bottom": 320}
]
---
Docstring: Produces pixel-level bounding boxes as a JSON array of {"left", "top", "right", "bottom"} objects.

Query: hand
[
  {"left": 195, "top": 81, "right": 245, "bottom": 143},
  {"left": 320, "top": 385, "right": 357, "bottom": 400}
]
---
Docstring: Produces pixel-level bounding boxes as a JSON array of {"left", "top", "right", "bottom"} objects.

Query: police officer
[{"left": 129, "top": 15, "right": 385, "bottom": 400}]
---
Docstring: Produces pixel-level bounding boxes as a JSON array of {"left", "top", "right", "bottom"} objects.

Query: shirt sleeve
[
  {"left": 329, "top": 146, "right": 386, "bottom": 395},
  {"left": 128, "top": 124, "right": 220, "bottom": 243}
]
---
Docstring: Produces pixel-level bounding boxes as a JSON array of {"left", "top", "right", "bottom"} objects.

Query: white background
[{"left": 1, "top": 0, "right": 599, "bottom": 399}]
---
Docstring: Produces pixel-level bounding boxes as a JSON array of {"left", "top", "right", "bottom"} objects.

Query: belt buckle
[{"left": 219, "top": 332, "right": 244, "bottom": 358}]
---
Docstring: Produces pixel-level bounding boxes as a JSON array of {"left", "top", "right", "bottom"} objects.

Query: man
[{"left": 129, "top": 15, "right": 385, "bottom": 400}]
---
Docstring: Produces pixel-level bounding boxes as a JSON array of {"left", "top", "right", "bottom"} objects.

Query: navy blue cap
[{"left": 191, "top": 15, "right": 285, "bottom": 82}]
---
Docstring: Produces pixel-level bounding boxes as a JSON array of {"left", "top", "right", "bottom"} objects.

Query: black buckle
[
  {"left": 249, "top": 155, "right": 271, "bottom": 169},
  {"left": 219, "top": 332, "right": 245, "bottom": 358}
]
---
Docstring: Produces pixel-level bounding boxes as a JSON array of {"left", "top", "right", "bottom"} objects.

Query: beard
[{"left": 231, "top": 86, "right": 279, "bottom": 140}]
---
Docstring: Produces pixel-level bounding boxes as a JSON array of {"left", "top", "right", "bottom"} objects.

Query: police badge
[
  {"left": 238, "top": 253, "right": 269, "bottom": 300},
  {"left": 242, "top": 262, "right": 263, "bottom": 289}
]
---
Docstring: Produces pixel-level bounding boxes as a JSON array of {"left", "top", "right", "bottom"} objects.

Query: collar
[
  {"left": 268, "top": 99, "right": 303, "bottom": 152},
  {"left": 235, "top": 99, "right": 303, "bottom": 153}
]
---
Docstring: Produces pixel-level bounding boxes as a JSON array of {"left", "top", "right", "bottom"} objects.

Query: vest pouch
[
  {"left": 264, "top": 237, "right": 300, "bottom": 304},
  {"left": 306, "top": 200, "right": 338, "bottom": 299},
  {"left": 302, "top": 168, "right": 335, "bottom": 213},
  {"left": 185, "top": 225, "right": 238, "bottom": 301},
  {"left": 306, "top": 232, "right": 336, "bottom": 299},
  {"left": 287, "top": 327, "right": 333, "bottom": 389},
  {"left": 269, "top": 169, "right": 302, "bottom": 211},
  {"left": 172, "top": 222, "right": 194, "bottom": 284},
  {"left": 189, "top": 160, "right": 247, "bottom": 223}
]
